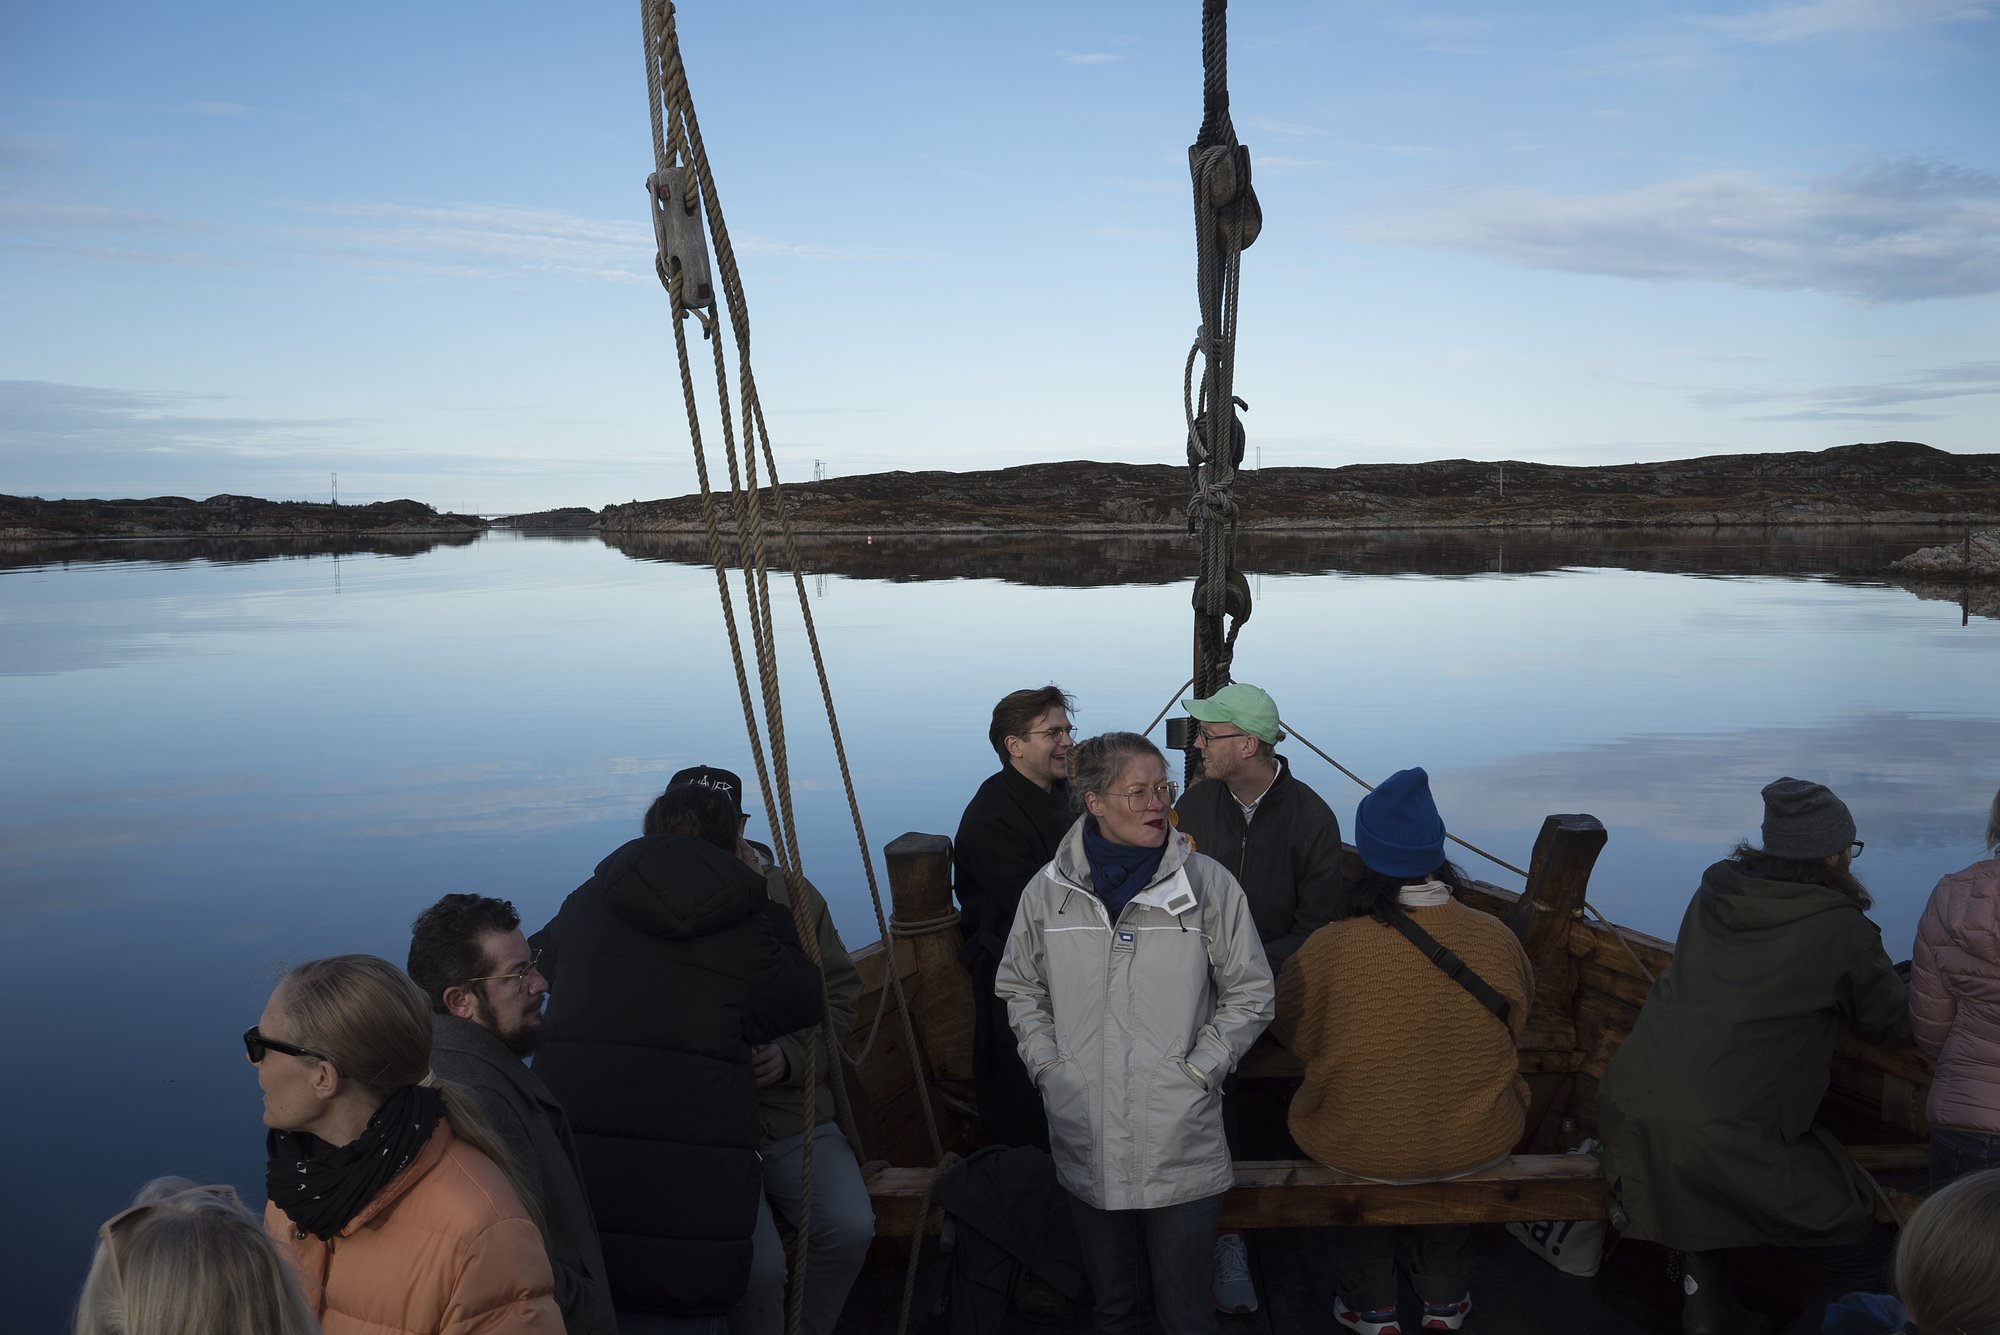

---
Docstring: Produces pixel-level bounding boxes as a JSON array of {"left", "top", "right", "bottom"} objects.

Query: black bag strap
[{"left": 1384, "top": 907, "right": 1511, "bottom": 1025}]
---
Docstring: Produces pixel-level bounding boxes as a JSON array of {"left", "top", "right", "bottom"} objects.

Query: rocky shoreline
[
  {"left": 0, "top": 493, "right": 484, "bottom": 541},
  {"left": 9, "top": 441, "right": 1998, "bottom": 542},
  {"left": 1890, "top": 528, "right": 2000, "bottom": 581},
  {"left": 596, "top": 441, "right": 2000, "bottom": 536}
]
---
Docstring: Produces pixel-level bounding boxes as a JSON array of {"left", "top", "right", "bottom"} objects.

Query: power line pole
[{"left": 332, "top": 472, "right": 339, "bottom": 506}]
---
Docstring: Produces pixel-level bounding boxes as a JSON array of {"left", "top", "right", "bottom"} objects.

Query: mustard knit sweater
[{"left": 1274, "top": 897, "right": 1534, "bottom": 1180}]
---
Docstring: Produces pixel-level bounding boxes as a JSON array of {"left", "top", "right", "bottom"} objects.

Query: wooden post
[
  {"left": 885, "top": 832, "right": 976, "bottom": 1085},
  {"left": 1507, "top": 814, "right": 1608, "bottom": 1058}
]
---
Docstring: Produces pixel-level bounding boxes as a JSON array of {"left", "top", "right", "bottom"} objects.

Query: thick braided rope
[
  {"left": 641, "top": 0, "right": 941, "bottom": 1185},
  {"left": 640, "top": 8, "right": 899, "bottom": 1330},
  {"left": 662, "top": 9, "right": 941, "bottom": 1101}
]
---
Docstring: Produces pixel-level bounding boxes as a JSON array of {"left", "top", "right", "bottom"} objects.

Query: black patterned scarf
[{"left": 265, "top": 1083, "right": 444, "bottom": 1240}]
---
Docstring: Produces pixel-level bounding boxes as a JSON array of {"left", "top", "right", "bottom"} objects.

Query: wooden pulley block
[
  {"left": 1188, "top": 401, "right": 1249, "bottom": 471},
  {"left": 647, "top": 166, "right": 715, "bottom": 309},
  {"left": 1192, "top": 565, "right": 1253, "bottom": 625}
]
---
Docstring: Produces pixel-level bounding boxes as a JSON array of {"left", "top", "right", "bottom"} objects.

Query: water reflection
[
  {"left": 0, "top": 532, "right": 480, "bottom": 571},
  {"left": 604, "top": 524, "right": 1969, "bottom": 589},
  {"left": 2, "top": 526, "right": 1996, "bottom": 1330}
]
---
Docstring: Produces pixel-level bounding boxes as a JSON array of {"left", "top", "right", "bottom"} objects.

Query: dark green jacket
[
  {"left": 756, "top": 864, "right": 862, "bottom": 1146},
  {"left": 1598, "top": 860, "right": 1913, "bottom": 1251}
]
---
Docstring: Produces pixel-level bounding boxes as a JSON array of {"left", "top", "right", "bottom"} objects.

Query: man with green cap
[{"left": 1173, "top": 680, "right": 1343, "bottom": 1315}]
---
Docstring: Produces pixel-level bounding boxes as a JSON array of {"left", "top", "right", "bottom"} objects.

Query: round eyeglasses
[
  {"left": 463, "top": 948, "right": 544, "bottom": 991},
  {"left": 1114, "top": 782, "right": 1176, "bottom": 810}
]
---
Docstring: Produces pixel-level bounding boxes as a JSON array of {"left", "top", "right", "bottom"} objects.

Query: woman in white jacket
[{"left": 996, "top": 730, "right": 1274, "bottom": 1335}]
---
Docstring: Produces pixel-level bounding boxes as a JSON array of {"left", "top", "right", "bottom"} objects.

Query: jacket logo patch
[{"left": 1113, "top": 931, "right": 1137, "bottom": 952}]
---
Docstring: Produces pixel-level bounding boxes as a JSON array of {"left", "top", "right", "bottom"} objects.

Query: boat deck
[{"left": 836, "top": 1224, "right": 1684, "bottom": 1333}]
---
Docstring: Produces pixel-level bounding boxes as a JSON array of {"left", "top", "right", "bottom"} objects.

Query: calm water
[{"left": 3, "top": 526, "right": 1995, "bottom": 1328}]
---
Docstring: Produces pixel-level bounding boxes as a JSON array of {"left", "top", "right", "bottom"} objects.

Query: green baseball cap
[{"left": 1182, "top": 682, "right": 1281, "bottom": 744}]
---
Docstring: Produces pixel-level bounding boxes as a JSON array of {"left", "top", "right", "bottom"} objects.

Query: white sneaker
[
  {"left": 1334, "top": 1296, "right": 1403, "bottom": 1335},
  {"left": 1212, "top": 1231, "right": 1257, "bottom": 1314},
  {"left": 1420, "top": 1292, "right": 1471, "bottom": 1331}
]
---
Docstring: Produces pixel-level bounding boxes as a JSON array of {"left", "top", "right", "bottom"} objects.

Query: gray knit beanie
[{"left": 1759, "top": 777, "right": 1856, "bottom": 860}]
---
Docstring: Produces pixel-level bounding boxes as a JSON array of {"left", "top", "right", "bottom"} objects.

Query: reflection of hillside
[
  {"left": 0, "top": 532, "right": 480, "bottom": 571},
  {"left": 603, "top": 525, "right": 1964, "bottom": 588},
  {"left": 1892, "top": 579, "right": 2000, "bottom": 622}
]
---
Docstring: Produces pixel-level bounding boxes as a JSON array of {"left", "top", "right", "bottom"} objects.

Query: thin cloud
[
  {"left": 1741, "top": 409, "right": 1945, "bottom": 423},
  {"left": 1711, "top": 0, "right": 1992, "bottom": 43},
  {"left": 1055, "top": 51, "right": 1122, "bottom": 65},
  {"left": 1692, "top": 361, "right": 2000, "bottom": 413},
  {"left": 1358, "top": 157, "right": 2000, "bottom": 302},
  {"left": 1, "top": 192, "right": 848, "bottom": 282},
  {"left": 0, "top": 380, "right": 363, "bottom": 463},
  {"left": 1684, "top": 361, "right": 2000, "bottom": 424},
  {"left": 185, "top": 100, "right": 254, "bottom": 116}
]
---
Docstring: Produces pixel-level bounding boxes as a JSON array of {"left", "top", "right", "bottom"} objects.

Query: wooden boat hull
[{"left": 838, "top": 818, "right": 1934, "bottom": 1222}]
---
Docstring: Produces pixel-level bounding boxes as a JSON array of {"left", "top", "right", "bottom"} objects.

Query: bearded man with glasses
[
  {"left": 953, "top": 684, "right": 1078, "bottom": 1149},
  {"left": 1174, "top": 681, "right": 1344, "bottom": 1316},
  {"left": 409, "top": 893, "right": 617, "bottom": 1335}
]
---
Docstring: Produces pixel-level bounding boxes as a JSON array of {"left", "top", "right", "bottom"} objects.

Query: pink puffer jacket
[{"left": 1911, "top": 855, "right": 2000, "bottom": 1135}]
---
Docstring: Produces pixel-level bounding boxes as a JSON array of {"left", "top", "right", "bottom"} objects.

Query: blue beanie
[{"left": 1356, "top": 767, "right": 1447, "bottom": 879}]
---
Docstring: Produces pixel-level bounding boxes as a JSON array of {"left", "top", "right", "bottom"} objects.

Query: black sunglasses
[{"left": 242, "top": 1026, "right": 329, "bottom": 1064}]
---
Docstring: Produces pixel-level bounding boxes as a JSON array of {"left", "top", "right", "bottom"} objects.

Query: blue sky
[{"left": 2, "top": 0, "right": 1995, "bottom": 513}]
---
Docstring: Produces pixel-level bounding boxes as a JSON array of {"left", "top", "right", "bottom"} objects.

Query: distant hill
[
  {"left": 0, "top": 494, "right": 484, "bottom": 540},
  {"left": 9, "top": 442, "right": 1998, "bottom": 540},
  {"left": 599, "top": 441, "right": 2000, "bottom": 534}
]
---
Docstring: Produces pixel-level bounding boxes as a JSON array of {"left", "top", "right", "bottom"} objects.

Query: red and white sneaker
[
  {"left": 1334, "top": 1297, "right": 1403, "bottom": 1335},
  {"left": 1420, "top": 1292, "right": 1472, "bottom": 1331}
]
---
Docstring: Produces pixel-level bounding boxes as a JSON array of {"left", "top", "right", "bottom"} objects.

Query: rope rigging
[
  {"left": 1184, "top": 0, "right": 1261, "bottom": 783},
  {"left": 636, "top": 6, "right": 946, "bottom": 1330}
]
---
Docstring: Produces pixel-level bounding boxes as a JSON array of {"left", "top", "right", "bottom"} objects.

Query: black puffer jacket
[{"left": 532, "top": 835, "right": 822, "bottom": 1317}]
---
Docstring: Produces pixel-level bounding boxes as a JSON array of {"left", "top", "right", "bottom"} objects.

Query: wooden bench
[
  {"left": 865, "top": 1154, "right": 1605, "bottom": 1238},
  {"left": 865, "top": 1142, "right": 1930, "bottom": 1238}
]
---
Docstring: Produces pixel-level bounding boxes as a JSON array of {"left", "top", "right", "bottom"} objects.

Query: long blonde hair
[
  {"left": 1895, "top": 1166, "right": 2000, "bottom": 1335},
  {"left": 276, "top": 954, "right": 543, "bottom": 1230},
  {"left": 74, "top": 1178, "right": 318, "bottom": 1335}
]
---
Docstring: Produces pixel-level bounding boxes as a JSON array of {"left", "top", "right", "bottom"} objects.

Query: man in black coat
[
  {"left": 1175, "top": 681, "right": 1342, "bottom": 979},
  {"left": 952, "top": 684, "right": 1076, "bottom": 1150},
  {"left": 408, "top": 893, "right": 618, "bottom": 1335},
  {"left": 1172, "top": 680, "right": 1342, "bottom": 1316},
  {"left": 532, "top": 783, "right": 823, "bottom": 1327}
]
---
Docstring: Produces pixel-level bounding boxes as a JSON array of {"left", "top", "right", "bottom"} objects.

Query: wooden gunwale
[{"left": 841, "top": 824, "right": 1934, "bottom": 1206}]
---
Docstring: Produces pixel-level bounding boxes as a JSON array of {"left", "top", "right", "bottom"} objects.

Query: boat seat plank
[
  {"left": 864, "top": 1154, "right": 1610, "bottom": 1237},
  {"left": 865, "top": 1142, "right": 1930, "bottom": 1238}
]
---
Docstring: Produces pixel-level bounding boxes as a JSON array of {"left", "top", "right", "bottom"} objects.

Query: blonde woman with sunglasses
[
  {"left": 75, "top": 1177, "right": 317, "bottom": 1335},
  {"left": 247, "top": 954, "right": 561, "bottom": 1335}
]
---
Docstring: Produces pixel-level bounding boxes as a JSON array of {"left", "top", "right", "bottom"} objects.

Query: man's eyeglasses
[
  {"left": 1195, "top": 725, "right": 1251, "bottom": 745},
  {"left": 1022, "top": 726, "right": 1073, "bottom": 743},
  {"left": 1114, "top": 782, "right": 1176, "bottom": 810},
  {"left": 242, "top": 1027, "right": 329, "bottom": 1064},
  {"left": 464, "top": 948, "right": 544, "bottom": 990},
  {"left": 1848, "top": 841, "right": 1865, "bottom": 860}
]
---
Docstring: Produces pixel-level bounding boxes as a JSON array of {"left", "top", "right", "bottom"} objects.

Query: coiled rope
[{"left": 637, "top": 7, "right": 945, "bottom": 1331}]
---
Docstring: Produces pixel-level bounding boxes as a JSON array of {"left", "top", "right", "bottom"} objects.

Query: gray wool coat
[{"left": 430, "top": 1013, "right": 619, "bottom": 1335}]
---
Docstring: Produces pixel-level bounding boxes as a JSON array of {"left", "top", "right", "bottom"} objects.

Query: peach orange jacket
[
  {"left": 266, "top": 1117, "right": 562, "bottom": 1335},
  {"left": 1911, "top": 855, "right": 2000, "bottom": 1135}
]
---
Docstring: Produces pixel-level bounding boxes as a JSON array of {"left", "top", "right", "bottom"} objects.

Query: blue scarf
[{"left": 1080, "top": 816, "right": 1167, "bottom": 922}]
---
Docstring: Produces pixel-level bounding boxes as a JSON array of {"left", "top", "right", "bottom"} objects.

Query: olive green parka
[{"left": 1598, "top": 859, "right": 1913, "bottom": 1251}]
